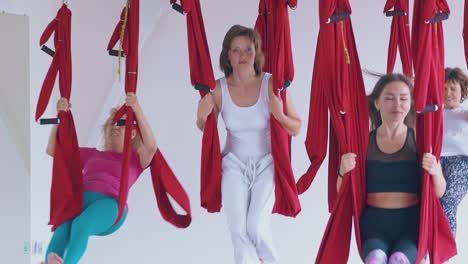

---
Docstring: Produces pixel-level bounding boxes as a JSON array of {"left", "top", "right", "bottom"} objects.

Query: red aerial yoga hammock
[
  {"left": 171, "top": 0, "right": 300, "bottom": 216},
  {"left": 106, "top": 0, "right": 191, "bottom": 228},
  {"left": 169, "top": 0, "right": 221, "bottom": 213},
  {"left": 36, "top": 4, "right": 84, "bottom": 231},
  {"left": 411, "top": 0, "right": 457, "bottom": 262},
  {"left": 299, "top": 0, "right": 458, "bottom": 262},
  {"left": 384, "top": 0, "right": 413, "bottom": 77},
  {"left": 254, "top": 0, "right": 301, "bottom": 217},
  {"left": 296, "top": 0, "right": 369, "bottom": 262}
]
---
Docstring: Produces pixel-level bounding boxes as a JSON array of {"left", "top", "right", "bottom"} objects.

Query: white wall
[
  {"left": 0, "top": 118, "right": 30, "bottom": 263},
  {"left": 0, "top": 0, "right": 467, "bottom": 263},
  {"left": 0, "top": 11, "right": 30, "bottom": 264},
  {"left": 0, "top": 12, "right": 30, "bottom": 171}
]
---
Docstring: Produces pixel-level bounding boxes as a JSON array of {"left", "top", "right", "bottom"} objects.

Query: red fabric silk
[
  {"left": 255, "top": 0, "right": 301, "bottom": 217},
  {"left": 384, "top": 0, "right": 413, "bottom": 77},
  {"left": 170, "top": 0, "right": 222, "bottom": 212},
  {"left": 411, "top": 0, "right": 457, "bottom": 262},
  {"left": 37, "top": 5, "right": 84, "bottom": 231},
  {"left": 296, "top": 0, "right": 369, "bottom": 262},
  {"left": 107, "top": 0, "right": 140, "bottom": 225},
  {"left": 108, "top": 0, "right": 191, "bottom": 227},
  {"left": 150, "top": 150, "right": 192, "bottom": 228}
]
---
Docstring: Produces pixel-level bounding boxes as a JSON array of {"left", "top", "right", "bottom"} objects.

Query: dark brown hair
[
  {"left": 445, "top": 67, "right": 468, "bottom": 103},
  {"left": 368, "top": 73, "right": 416, "bottom": 130},
  {"left": 219, "top": 25, "right": 264, "bottom": 77}
]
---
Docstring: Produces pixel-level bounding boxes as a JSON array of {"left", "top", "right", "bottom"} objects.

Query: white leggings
[{"left": 221, "top": 152, "right": 277, "bottom": 264}]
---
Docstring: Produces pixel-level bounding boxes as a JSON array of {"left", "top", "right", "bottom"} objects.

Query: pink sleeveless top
[{"left": 80, "top": 147, "right": 144, "bottom": 199}]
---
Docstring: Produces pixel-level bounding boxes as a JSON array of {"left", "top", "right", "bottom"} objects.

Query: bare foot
[{"left": 46, "top": 253, "right": 64, "bottom": 264}]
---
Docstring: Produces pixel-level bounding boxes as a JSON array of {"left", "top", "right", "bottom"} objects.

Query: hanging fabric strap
[
  {"left": 297, "top": 0, "right": 369, "bottom": 262},
  {"left": 107, "top": 0, "right": 192, "bottom": 227},
  {"left": 254, "top": 0, "right": 301, "bottom": 217},
  {"left": 412, "top": 0, "right": 457, "bottom": 262},
  {"left": 384, "top": 0, "right": 413, "bottom": 77},
  {"left": 37, "top": 4, "right": 84, "bottom": 231}
]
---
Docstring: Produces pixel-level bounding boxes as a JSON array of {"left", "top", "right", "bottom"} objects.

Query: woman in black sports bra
[{"left": 336, "top": 73, "right": 447, "bottom": 264}]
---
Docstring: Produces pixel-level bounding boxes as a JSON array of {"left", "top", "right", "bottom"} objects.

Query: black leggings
[{"left": 360, "top": 205, "right": 420, "bottom": 263}]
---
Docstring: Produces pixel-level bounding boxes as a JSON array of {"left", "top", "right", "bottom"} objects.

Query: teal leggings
[{"left": 45, "top": 192, "right": 127, "bottom": 264}]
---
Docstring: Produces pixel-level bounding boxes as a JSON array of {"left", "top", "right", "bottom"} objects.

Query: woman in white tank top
[
  {"left": 440, "top": 67, "right": 468, "bottom": 245},
  {"left": 196, "top": 25, "right": 301, "bottom": 264}
]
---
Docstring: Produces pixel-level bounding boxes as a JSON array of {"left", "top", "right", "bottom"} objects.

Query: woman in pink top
[{"left": 42, "top": 93, "right": 157, "bottom": 264}]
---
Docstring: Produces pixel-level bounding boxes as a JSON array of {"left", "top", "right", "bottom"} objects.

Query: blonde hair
[{"left": 102, "top": 107, "right": 141, "bottom": 150}]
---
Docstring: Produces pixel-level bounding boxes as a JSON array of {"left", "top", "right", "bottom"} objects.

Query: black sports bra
[{"left": 366, "top": 128, "right": 421, "bottom": 194}]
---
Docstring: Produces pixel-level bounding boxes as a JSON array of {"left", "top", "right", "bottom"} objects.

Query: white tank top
[
  {"left": 220, "top": 73, "right": 271, "bottom": 162},
  {"left": 441, "top": 106, "right": 468, "bottom": 157}
]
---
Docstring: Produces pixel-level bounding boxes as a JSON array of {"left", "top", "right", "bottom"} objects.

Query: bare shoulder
[
  {"left": 212, "top": 79, "right": 221, "bottom": 94},
  {"left": 266, "top": 74, "right": 289, "bottom": 99},
  {"left": 267, "top": 73, "right": 273, "bottom": 86},
  {"left": 267, "top": 73, "right": 274, "bottom": 96},
  {"left": 212, "top": 79, "right": 222, "bottom": 109},
  {"left": 212, "top": 79, "right": 221, "bottom": 97}
]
